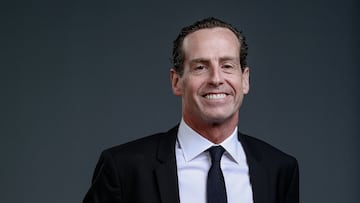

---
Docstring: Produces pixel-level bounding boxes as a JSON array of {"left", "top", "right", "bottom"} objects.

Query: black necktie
[{"left": 207, "top": 145, "right": 227, "bottom": 203}]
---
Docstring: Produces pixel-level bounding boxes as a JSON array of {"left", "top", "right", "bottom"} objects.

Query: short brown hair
[{"left": 172, "top": 17, "right": 248, "bottom": 76}]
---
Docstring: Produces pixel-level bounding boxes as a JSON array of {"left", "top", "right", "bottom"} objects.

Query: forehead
[{"left": 182, "top": 27, "right": 240, "bottom": 59}]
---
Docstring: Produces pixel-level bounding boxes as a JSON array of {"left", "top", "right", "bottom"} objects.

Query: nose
[{"left": 209, "top": 66, "right": 224, "bottom": 86}]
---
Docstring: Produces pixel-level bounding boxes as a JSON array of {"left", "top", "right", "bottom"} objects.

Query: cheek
[
  {"left": 227, "top": 77, "right": 243, "bottom": 91},
  {"left": 182, "top": 78, "right": 199, "bottom": 93}
]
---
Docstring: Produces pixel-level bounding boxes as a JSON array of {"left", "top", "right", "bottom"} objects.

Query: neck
[{"left": 183, "top": 115, "right": 238, "bottom": 144}]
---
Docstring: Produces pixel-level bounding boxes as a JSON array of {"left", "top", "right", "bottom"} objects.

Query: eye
[
  {"left": 192, "top": 65, "right": 207, "bottom": 73},
  {"left": 195, "top": 65, "right": 205, "bottom": 70},
  {"left": 222, "top": 63, "right": 240, "bottom": 74},
  {"left": 190, "top": 65, "right": 208, "bottom": 75},
  {"left": 223, "top": 64, "right": 233, "bottom": 69}
]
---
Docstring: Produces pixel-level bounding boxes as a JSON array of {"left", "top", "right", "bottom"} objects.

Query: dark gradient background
[{"left": 1, "top": 0, "right": 359, "bottom": 202}]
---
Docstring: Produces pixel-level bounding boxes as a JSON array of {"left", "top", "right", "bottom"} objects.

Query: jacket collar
[
  {"left": 154, "top": 126, "right": 270, "bottom": 203},
  {"left": 238, "top": 132, "right": 270, "bottom": 203},
  {"left": 155, "top": 126, "right": 180, "bottom": 203}
]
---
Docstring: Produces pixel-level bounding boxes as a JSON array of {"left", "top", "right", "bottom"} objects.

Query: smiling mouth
[{"left": 204, "top": 93, "right": 227, "bottom": 100}]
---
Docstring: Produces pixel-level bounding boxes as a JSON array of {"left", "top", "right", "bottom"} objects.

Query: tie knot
[{"left": 208, "top": 145, "right": 225, "bottom": 163}]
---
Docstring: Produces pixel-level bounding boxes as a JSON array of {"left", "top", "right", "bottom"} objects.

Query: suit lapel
[
  {"left": 154, "top": 126, "right": 180, "bottom": 203},
  {"left": 238, "top": 132, "right": 270, "bottom": 203},
  {"left": 152, "top": 127, "right": 270, "bottom": 203}
]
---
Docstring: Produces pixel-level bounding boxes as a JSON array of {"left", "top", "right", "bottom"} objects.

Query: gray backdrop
[{"left": 1, "top": 0, "right": 359, "bottom": 202}]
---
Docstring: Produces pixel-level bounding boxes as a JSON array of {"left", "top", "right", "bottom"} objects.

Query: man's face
[{"left": 171, "top": 27, "right": 250, "bottom": 125}]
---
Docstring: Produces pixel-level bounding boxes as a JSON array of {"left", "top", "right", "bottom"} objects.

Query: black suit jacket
[{"left": 83, "top": 126, "right": 299, "bottom": 203}]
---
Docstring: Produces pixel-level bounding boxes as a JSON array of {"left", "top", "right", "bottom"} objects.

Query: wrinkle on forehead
[{"left": 182, "top": 27, "right": 240, "bottom": 63}]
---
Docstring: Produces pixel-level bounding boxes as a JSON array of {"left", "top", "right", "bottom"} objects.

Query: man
[{"left": 83, "top": 17, "right": 299, "bottom": 203}]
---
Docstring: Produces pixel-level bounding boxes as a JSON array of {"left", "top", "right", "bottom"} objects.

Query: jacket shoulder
[
  {"left": 102, "top": 126, "right": 178, "bottom": 161},
  {"left": 240, "top": 132, "right": 298, "bottom": 166}
]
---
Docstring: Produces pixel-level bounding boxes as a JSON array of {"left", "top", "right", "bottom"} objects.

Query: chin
[{"left": 201, "top": 114, "right": 235, "bottom": 124}]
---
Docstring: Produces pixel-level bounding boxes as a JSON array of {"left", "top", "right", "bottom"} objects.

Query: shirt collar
[{"left": 177, "top": 118, "right": 244, "bottom": 164}]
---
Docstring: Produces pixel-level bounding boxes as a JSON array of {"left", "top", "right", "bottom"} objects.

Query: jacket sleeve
[
  {"left": 83, "top": 150, "right": 123, "bottom": 203},
  {"left": 284, "top": 159, "right": 299, "bottom": 203}
]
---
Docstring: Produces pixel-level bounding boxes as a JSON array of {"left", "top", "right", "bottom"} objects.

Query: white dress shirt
[{"left": 175, "top": 119, "right": 254, "bottom": 203}]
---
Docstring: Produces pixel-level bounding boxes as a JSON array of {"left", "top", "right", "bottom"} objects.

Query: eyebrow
[{"left": 189, "top": 57, "right": 239, "bottom": 64}]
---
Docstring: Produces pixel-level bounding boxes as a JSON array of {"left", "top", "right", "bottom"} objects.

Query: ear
[
  {"left": 170, "top": 68, "right": 183, "bottom": 96},
  {"left": 242, "top": 67, "right": 250, "bottom": 94}
]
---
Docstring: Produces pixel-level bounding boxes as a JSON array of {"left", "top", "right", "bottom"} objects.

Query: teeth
[{"left": 205, "top": 93, "right": 226, "bottom": 99}]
